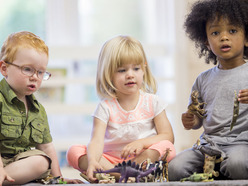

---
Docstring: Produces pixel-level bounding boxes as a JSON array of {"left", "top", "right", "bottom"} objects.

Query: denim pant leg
[
  {"left": 168, "top": 148, "right": 204, "bottom": 181},
  {"left": 220, "top": 145, "right": 248, "bottom": 179}
]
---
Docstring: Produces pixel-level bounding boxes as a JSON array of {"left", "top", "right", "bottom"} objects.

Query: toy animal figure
[
  {"left": 160, "top": 148, "right": 171, "bottom": 181},
  {"left": 188, "top": 90, "right": 207, "bottom": 118},
  {"left": 203, "top": 154, "right": 223, "bottom": 177},
  {"left": 180, "top": 172, "right": 213, "bottom": 182},
  {"left": 193, "top": 135, "right": 226, "bottom": 159},
  {"left": 230, "top": 90, "right": 239, "bottom": 131},
  {"left": 140, "top": 158, "right": 153, "bottom": 182},
  {"left": 153, "top": 160, "right": 164, "bottom": 182},
  {"left": 95, "top": 173, "right": 116, "bottom": 184},
  {"left": 38, "top": 175, "right": 67, "bottom": 185},
  {"left": 140, "top": 148, "right": 171, "bottom": 182},
  {"left": 96, "top": 160, "right": 156, "bottom": 183},
  {"left": 141, "top": 160, "right": 164, "bottom": 182}
]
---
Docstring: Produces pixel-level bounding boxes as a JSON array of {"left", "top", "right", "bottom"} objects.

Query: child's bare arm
[
  {"left": 121, "top": 111, "right": 174, "bottom": 159},
  {"left": 37, "top": 142, "right": 61, "bottom": 177},
  {"left": 37, "top": 143, "right": 82, "bottom": 184},
  {"left": 86, "top": 117, "right": 107, "bottom": 180}
]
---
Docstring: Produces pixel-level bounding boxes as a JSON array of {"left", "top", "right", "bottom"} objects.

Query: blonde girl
[{"left": 67, "top": 35, "right": 176, "bottom": 181}]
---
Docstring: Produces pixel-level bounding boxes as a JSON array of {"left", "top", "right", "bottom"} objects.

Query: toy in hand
[
  {"left": 230, "top": 90, "right": 239, "bottom": 131},
  {"left": 188, "top": 90, "right": 207, "bottom": 118}
]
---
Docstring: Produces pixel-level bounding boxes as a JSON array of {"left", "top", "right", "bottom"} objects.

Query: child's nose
[
  {"left": 221, "top": 33, "right": 229, "bottom": 41},
  {"left": 126, "top": 69, "right": 134, "bottom": 77}
]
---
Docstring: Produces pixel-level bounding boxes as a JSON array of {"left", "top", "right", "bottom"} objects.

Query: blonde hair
[
  {"left": 96, "top": 35, "right": 157, "bottom": 99},
  {"left": 0, "top": 31, "right": 48, "bottom": 63}
]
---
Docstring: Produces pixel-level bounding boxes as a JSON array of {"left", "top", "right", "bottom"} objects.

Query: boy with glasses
[{"left": 0, "top": 31, "right": 82, "bottom": 185}]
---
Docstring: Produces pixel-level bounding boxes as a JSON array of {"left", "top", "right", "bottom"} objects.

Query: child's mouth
[
  {"left": 28, "top": 85, "right": 36, "bottom": 90},
  {"left": 125, "top": 82, "right": 136, "bottom": 85},
  {"left": 221, "top": 45, "right": 231, "bottom": 51}
]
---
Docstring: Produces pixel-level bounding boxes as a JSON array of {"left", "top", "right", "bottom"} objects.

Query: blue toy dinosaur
[{"left": 96, "top": 160, "right": 156, "bottom": 183}]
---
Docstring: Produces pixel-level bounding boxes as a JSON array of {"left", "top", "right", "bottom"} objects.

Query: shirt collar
[{"left": 0, "top": 78, "right": 40, "bottom": 110}]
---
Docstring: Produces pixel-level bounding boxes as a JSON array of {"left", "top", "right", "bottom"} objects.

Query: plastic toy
[
  {"left": 140, "top": 148, "right": 171, "bottom": 182},
  {"left": 230, "top": 90, "right": 239, "bottom": 131},
  {"left": 95, "top": 173, "right": 116, "bottom": 184},
  {"left": 180, "top": 172, "right": 213, "bottom": 182},
  {"left": 37, "top": 175, "right": 67, "bottom": 184},
  {"left": 188, "top": 90, "right": 207, "bottom": 118},
  {"left": 190, "top": 136, "right": 224, "bottom": 182},
  {"left": 96, "top": 160, "right": 156, "bottom": 183},
  {"left": 203, "top": 154, "right": 222, "bottom": 177}
]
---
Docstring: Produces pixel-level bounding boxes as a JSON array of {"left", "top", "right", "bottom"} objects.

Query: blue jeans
[{"left": 168, "top": 144, "right": 248, "bottom": 181}]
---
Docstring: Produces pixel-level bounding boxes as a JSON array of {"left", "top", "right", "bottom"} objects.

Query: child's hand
[
  {"left": 238, "top": 89, "right": 248, "bottom": 104},
  {"left": 182, "top": 112, "right": 197, "bottom": 130},
  {"left": 0, "top": 167, "right": 15, "bottom": 185},
  {"left": 86, "top": 160, "right": 103, "bottom": 181},
  {"left": 121, "top": 141, "right": 144, "bottom": 160}
]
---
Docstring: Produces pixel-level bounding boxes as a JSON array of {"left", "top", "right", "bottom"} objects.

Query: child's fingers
[
  {"left": 87, "top": 171, "right": 97, "bottom": 182},
  {"left": 135, "top": 147, "right": 142, "bottom": 156},
  {"left": 121, "top": 150, "right": 128, "bottom": 159},
  {"left": 6, "top": 175, "right": 15, "bottom": 182},
  {"left": 121, "top": 147, "right": 135, "bottom": 159},
  {"left": 238, "top": 90, "right": 248, "bottom": 103}
]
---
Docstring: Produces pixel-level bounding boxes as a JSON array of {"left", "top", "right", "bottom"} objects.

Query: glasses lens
[
  {"left": 22, "top": 66, "right": 34, "bottom": 76},
  {"left": 43, "top": 72, "right": 51, "bottom": 80}
]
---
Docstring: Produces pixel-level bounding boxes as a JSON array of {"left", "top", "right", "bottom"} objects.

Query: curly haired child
[
  {"left": 67, "top": 35, "right": 176, "bottom": 182},
  {"left": 168, "top": 0, "right": 248, "bottom": 181}
]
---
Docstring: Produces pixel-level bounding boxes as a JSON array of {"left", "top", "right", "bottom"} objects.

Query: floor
[
  {"left": 22, "top": 166, "right": 248, "bottom": 185},
  {"left": 25, "top": 180, "right": 248, "bottom": 186}
]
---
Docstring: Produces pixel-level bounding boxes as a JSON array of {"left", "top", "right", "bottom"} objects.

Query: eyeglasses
[{"left": 5, "top": 61, "right": 51, "bottom": 80}]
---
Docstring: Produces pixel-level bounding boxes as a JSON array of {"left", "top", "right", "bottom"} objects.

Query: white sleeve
[
  {"left": 92, "top": 101, "right": 110, "bottom": 125},
  {"left": 153, "top": 94, "right": 168, "bottom": 116}
]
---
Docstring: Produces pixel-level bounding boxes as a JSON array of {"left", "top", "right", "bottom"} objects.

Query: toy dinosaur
[
  {"left": 203, "top": 154, "right": 223, "bottom": 177},
  {"left": 188, "top": 90, "right": 207, "bottom": 118},
  {"left": 96, "top": 160, "right": 156, "bottom": 183},
  {"left": 180, "top": 172, "right": 213, "bottom": 182},
  {"left": 37, "top": 175, "right": 67, "bottom": 184},
  {"left": 193, "top": 137, "right": 223, "bottom": 180},
  {"left": 230, "top": 90, "right": 239, "bottom": 131}
]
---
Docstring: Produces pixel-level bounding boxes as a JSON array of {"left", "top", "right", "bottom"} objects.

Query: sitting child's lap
[{"left": 66, "top": 140, "right": 176, "bottom": 170}]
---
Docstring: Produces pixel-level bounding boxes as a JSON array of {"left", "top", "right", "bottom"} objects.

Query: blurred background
[{"left": 0, "top": 0, "right": 215, "bottom": 179}]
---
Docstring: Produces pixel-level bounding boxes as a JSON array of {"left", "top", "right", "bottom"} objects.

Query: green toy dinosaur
[{"left": 180, "top": 172, "right": 213, "bottom": 182}]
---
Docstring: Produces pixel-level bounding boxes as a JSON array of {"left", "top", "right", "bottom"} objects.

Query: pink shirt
[{"left": 93, "top": 90, "right": 167, "bottom": 158}]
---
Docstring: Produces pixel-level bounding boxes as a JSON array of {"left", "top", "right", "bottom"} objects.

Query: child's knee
[
  {"left": 149, "top": 140, "right": 176, "bottom": 162},
  {"left": 222, "top": 156, "right": 248, "bottom": 179},
  {"left": 66, "top": 144, "right": 87, "bottom": 170},
  {"left": 32, "top": 155, "right": 50, "bottom": 173}
]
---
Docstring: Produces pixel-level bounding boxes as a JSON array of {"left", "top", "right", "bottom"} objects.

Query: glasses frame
[{"left": 4, "top": 61, "right": 51, "bottom": 80}]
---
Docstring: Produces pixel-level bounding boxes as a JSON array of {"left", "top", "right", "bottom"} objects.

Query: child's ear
[
  {"left": 205, "top": 41, "right": 211, "bottom": 50},
  {"left": 0, "top": 61, "right": 8, "bottom": 77},
  {"left": 245, "top": 41, "right": 248, "bottom": 47},
  {"left": 244, "top": 37, "right": 248, "bottom": 47}
]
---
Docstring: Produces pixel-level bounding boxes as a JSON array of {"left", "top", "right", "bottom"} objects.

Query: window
[{"left": 0, "top": 0, "right": 45, "bottom": 44}]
